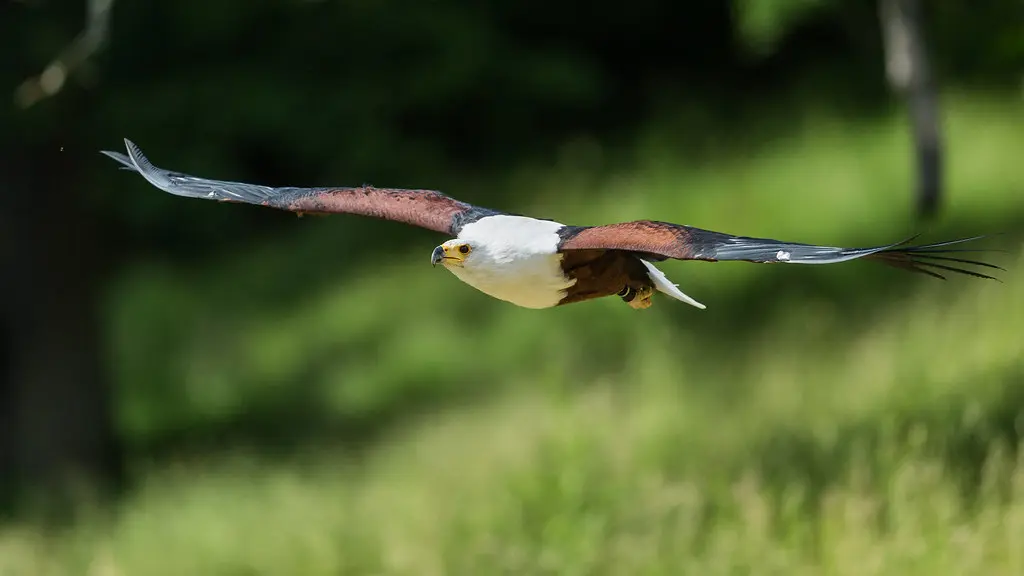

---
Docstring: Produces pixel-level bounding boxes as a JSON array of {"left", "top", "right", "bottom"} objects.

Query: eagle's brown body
[{"left": 558, "top": 249, "right": 655, "bottom": 307}]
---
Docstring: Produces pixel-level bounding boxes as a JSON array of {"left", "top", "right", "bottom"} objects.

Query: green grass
[{"left": 3, "top": 91, "right": 1024, "bottom": 575}]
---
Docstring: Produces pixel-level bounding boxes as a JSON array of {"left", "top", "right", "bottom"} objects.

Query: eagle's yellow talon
[{"left": 628, "top": 286, "right": 654, "bottom": 309}]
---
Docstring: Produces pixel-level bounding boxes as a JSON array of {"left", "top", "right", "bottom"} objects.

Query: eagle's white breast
[{"left": 449, "top": 215, "right": 576, "bottom": 309}]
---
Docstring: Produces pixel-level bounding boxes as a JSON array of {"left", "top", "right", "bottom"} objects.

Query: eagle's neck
[{"left": 450, "top": 215, "right": 576, "bottom": 309}]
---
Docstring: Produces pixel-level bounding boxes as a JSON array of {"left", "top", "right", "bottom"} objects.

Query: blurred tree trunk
[
  {"left": 879, "top": 0, "right": 942, "bottom": 219},
  {"left": 0, "top": 92, "right": 122, "bottom": 511},
  {"left": 0, "top": 167, "right": 13, "bottom": 490}
]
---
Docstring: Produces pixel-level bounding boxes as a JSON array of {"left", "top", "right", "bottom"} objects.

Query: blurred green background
[{"left": 3, "top": 0, "right": 1024, "bottom": 573}]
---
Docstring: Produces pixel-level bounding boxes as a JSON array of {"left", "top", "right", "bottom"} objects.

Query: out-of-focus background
[{"left": 3, "top": 0, "right": 1024, "bottom": 573}]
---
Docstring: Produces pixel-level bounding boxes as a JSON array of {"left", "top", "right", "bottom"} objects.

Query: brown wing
[
  {"left": 101, "top": 139, "right": 501, "bottom": 235},
  {"left": 557, "top": 220, "right": 1003, "bottom": 280}
]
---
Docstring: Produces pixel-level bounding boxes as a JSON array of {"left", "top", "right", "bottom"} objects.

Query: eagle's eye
[{"left": 458, "top": 245, "right": 471, "bottom": 255}]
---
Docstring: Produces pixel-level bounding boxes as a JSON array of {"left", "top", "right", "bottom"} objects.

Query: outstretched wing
[
  {"left": 557, "top": 220, "right": 1003, "bottom": 280},
  {"left": 101, "top": 139, "right": 501, "bottom": 235}
]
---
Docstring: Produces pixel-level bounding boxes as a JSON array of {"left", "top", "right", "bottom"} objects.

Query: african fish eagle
[{"left": 102, "top": 139, "right": 1001, "bottom": 310}]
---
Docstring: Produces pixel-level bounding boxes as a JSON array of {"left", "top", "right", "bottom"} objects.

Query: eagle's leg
[{"left": 617, "top": 285, "right": 654, "bottom": 309}]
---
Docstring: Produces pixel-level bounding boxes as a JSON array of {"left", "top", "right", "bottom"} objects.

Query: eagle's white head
[{"left": 428, "top": 215, "right": 576, "bottom": 308}]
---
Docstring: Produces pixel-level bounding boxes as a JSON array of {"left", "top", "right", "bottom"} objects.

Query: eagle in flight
[{"left": 102, "top": 139, "right": 1001, "bottom": 310}]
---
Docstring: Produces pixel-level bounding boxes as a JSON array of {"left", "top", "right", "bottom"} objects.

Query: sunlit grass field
[{"left": 2, "top": 92, "right": 1023, "bottom": 575}]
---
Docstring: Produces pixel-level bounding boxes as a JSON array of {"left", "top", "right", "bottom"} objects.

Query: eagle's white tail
[{"left": 639, "top": 259, "right": 706, "bottom": 310}]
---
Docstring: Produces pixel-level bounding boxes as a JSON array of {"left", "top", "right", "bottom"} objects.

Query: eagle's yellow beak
[{"left": 431, "top": 243, "right": 470, "bottom": 267}]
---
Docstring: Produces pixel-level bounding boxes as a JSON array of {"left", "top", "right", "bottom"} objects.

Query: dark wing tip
[
  {"left": 102, "top": 138, "right": 276, "bottom": 203},
  {"left": 100, "top": 148, "right": 135, "bottom": 170},
  {"left": 101, "top": 138, "right": 178, "bottom": 193},
  {"left": 868, "top": 234, "right": 1006, "bottom": 282}
]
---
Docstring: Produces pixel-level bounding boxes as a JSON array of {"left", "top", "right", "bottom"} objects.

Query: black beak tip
[{"left": 431, "top": 246, "right": 445, "bottom": 267}]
